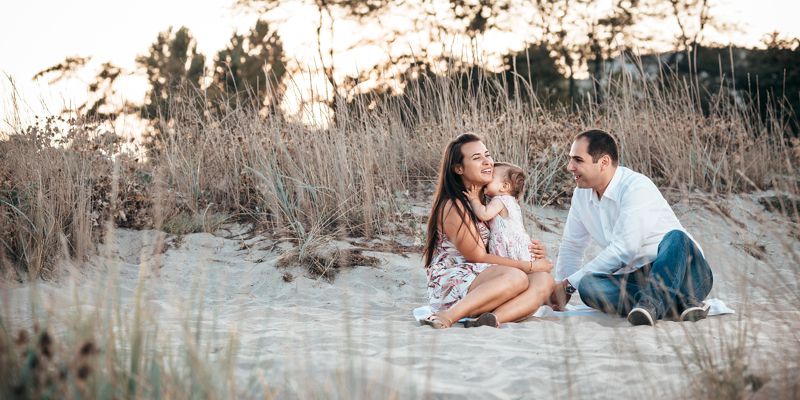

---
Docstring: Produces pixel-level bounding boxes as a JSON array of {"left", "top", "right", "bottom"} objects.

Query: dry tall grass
[
  {"left": 3, "top": 64, "right": 797, "bottom": 278},
  {"left": 1, "top": 61, "right": 798, "bottom": 398}
]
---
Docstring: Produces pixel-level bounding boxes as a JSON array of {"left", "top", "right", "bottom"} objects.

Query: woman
[{"left": 422, "top": 133, "right": 555, "bottom": 329}]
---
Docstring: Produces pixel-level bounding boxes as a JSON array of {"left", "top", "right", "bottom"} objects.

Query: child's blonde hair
[{"left": 493, "top": 162, "right": 526, "bottom": 199}]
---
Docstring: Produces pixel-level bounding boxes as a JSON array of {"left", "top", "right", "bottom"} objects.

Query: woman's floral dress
[
  {"left": 425, "top": 222, "right": 491, "bottom": 312},
  {"left": 487, "top": 195, "right": 531, "bottom": 262}
]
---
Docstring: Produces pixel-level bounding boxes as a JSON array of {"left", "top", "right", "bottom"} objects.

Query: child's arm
[
  {"left": 443, "top": 199, "right": 550, "bottom": 274},
  {"left": 464, "top": 186, "right": 505, "bottom": 221}
]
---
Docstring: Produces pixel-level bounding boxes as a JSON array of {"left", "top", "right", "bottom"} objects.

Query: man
[{"left": 550, "top": 129, "right": 713, "bottom": 326}]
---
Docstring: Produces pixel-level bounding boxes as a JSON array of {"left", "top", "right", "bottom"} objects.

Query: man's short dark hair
[{"left": 575, "top": 129, "right": 619, "bottom": 166}]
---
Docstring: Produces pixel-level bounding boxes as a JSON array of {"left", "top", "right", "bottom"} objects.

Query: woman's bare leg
[
  {"left": 489, "top": 271, "right": 555, "bottom": 323},
  {"left": 437, "top": 266, "right": 528, "bottom": 325}
]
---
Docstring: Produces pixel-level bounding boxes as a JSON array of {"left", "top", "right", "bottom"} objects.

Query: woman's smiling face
[{"left": 455, "top": 140, "right": 494, "bottom": 186}]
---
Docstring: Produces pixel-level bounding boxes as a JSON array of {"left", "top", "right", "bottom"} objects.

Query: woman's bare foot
[{"left": 421, "top": 314, "right": 454, "bottom": 329}]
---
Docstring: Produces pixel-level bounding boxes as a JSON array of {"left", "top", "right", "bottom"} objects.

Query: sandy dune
[{"left": 4, "top": 193, "right": 799, "bottom": 398}]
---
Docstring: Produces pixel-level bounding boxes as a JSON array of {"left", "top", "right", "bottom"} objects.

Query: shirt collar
[{"left": 591, "top": 166, "right": 623, "bottom": 204}]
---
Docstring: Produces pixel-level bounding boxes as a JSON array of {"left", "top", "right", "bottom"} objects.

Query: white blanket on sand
[{"left": 412, "top": 298, "right": 734, "bottom": 325}]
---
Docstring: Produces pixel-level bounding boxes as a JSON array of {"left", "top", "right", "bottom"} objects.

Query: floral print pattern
[{"left": 425, "top": 222, "right": 491, "bottom": 312}]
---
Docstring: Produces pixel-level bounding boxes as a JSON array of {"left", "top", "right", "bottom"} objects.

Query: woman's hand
[
  {"left": 530, "top": 258, "right": 553, "bottom": 273},
  {"left": 528, "top": 239, "right": 547, "bottom": 260},
  {"left": 463, "top": 184, "right": 482, "bottom": 201}
]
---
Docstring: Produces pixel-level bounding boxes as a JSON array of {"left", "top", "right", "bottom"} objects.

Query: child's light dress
[{"left": 488, "top": 195, "right": 531, "bottom": 261}]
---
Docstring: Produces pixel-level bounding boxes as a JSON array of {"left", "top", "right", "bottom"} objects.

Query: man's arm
[
  {"left": 550, "top": 202, "right": 591, "bottom": 310},
  {"left": 565, "top": 183, "right": 654, "bottom": 287},
  {"left": 555, "top": 198, "right": 591, "bottom": 282}
]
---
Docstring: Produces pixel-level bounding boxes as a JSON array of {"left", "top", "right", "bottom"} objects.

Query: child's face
[{"left": 485, "top": 167, "right": 508, "bottom": 197}]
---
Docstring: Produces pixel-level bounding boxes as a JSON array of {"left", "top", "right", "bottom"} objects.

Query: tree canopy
[{"left": 32, "top": 0, "right": 800, "bottom": 136}]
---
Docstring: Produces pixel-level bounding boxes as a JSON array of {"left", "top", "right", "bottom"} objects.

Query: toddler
[{"left": 465, "top": 162, "right": 533, "bottom": 261}]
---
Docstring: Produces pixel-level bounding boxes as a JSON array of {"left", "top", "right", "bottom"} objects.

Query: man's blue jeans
[{"left": 578, "top": 230, "right": 714, "bottom": 320}]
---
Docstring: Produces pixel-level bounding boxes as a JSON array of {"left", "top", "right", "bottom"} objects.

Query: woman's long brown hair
[{"left": 423, "top": 133, "right": 485, "bottom": 267}]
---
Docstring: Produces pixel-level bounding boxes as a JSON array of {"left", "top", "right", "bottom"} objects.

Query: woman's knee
[
  {"left": 536, "top": 274, "right": 556, "bottom": 294},
  {"left": 501, "top": 267, "right": 529, "bottom": 293}
]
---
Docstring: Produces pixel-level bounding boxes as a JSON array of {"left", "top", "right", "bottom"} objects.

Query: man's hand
[
  {"left": 463, "top": 184, "right": 482, "bottom": 201},
  {"left": 528, "top": 239, "right": 547, "bottom": 260},
  {"left": 548, "top": 279, "right": 572, "bottom": 311}
]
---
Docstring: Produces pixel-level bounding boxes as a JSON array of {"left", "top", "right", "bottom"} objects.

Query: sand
[{"left": 3, "top": 192, "right": 799, "bottom": 398}]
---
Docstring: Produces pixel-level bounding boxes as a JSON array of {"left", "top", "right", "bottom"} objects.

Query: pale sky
[{"left": 1, "top": 0, "right": 799, "bottom": 129}]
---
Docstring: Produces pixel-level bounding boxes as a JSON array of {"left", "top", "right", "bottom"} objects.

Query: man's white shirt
[{"left": 555, "top": 166, "right": 702, "bottom": 287}]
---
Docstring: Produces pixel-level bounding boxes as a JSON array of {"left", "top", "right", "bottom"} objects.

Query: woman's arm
[
  {"left": 442, "top": 200, "right": 552, "bottom": 273},
  {"left": 478, "top": 252, "right": 553, "bottom": 273}
]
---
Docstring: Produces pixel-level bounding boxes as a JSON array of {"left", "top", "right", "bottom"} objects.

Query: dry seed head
[
  {"left": 77, "top": 364, "right": 91, "bottom": 380},
  {"left": 79, "top": 341, "right": 96, "bottom": 357},
  {"left": 39, "top": 331, "right": 53, "bottom": 359},
  {"left": 15, "top": 329, "right": 28, "bottom": 346}
]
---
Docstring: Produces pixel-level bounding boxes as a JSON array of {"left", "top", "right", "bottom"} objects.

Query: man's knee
[
  {"left": 658, "top": 229, "right": 692, "bottom": 254},
  {"left": 576, "top": 278, "right": 599, "bottom": 308},
  {"left": 578, "top": 275, "right": 616, "bottom": 306},
  {"left": 577, "top": 274, "right": 599, "bottom": 296},
  {"left": 664, "top": 230, "right": 690, "bottom": 245}
]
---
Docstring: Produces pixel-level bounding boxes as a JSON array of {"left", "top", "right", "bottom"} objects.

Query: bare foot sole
[{"left": 463, "top": 312, "right": 499, "bottom": 328}]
